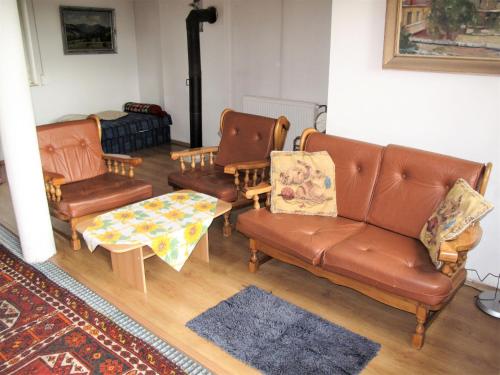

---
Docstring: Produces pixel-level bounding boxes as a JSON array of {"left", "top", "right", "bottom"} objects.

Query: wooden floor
[{"left": 0, "top": 144, "right": 499, "bottom": 375}]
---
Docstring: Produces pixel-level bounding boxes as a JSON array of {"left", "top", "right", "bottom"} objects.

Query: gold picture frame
[{"left": 383, "top": 0, "right": 500, "bottom": 75}]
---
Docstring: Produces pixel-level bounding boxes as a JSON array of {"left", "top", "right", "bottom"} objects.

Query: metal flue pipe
[{"left": 186, "top": 6, "right": 217, "bottom": 148}]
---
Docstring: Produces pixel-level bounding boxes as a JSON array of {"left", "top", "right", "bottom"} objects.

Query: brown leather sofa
[
  {"left": 168, "top": 109, "right": 289, "bottom": 236},
  {"left": 37, "top": 116, "right": 153, "bottom": 250},
  {"left": 237, "top": 129, "right": 492, "bottom": 349}
]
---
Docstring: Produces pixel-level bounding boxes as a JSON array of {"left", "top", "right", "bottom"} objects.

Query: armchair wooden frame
[
  {"left": 42, "top": 115, "right": 146, "bottom": 250},
  {"left": 242, "top": 129, "right": 493, "bottom": 349},
  {"left": 170, "top": 109, "right": 290, "bottom": 236}
]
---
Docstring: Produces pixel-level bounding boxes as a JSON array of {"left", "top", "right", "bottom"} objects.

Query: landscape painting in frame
[
  {"left": 383, "top": 0, "right": 500, "bottom": 74},
  {"left": 60, "top": 6, "right": 116, "bottom": 54}
]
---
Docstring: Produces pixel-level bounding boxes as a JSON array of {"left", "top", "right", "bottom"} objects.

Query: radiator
[{"left": 242, "top": 95, "right": 319, "bottom": 150}]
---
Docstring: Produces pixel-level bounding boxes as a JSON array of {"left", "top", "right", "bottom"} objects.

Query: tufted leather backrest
[
  {"left": 367, "top": 145, "right": 484, "bottom": 239},
  {"left": 215, "top": 111, "right": 277, "bottom": 166},
  {"left": 37, "top": 119, "right": 107, "bottom": 184},
  {"left": 304, "top": 133, "right": 384, "bottom": 221}
]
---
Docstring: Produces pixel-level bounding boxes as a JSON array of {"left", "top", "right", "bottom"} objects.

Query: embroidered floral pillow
[
  {"left": 420, "top": 178, "right": 494, "bottom": 268},
  {"left": 270, "top": 151, "right": 337, "bottom": 217}
]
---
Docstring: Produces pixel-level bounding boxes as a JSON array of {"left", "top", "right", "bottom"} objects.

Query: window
[{"left": 17, "top": 0, "right": 43, "bottom": 86}]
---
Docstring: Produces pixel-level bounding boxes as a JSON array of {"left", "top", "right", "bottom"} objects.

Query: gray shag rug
[{"left": 186, "top": 286, "right": 380, "bottom": 375}]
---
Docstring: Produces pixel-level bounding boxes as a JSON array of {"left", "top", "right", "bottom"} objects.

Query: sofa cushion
[
  {"left": 168, "top": 166, "right": 238, "bottom": 202},
  {"left": 37, "top": 119, "right": 108, "bottom": 184},
  {"left": 321, "top": 225, "right": 453, "bottom": 306},
  {"left": 367, "top": 145, "right": 484, "bottom": 239},
  {"left": 303, "top": 133, "right": 383, "bottom": 221},
  {"left": 236, "top": 208, "right": 366, "bottom": 265},
  {"left": 215, "top": 111, "right": 276, "bottom": 166},
  {"left": 54, "top": 174, "right": 152, "bottom": 218}
]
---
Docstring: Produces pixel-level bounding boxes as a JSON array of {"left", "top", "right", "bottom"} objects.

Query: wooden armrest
[
  {"left": 245, "top": 183, "right": 272, "bottom": 199},
  {"left": 103, "top": 154, "right": 143, "bottom": 166},
  {"left": 43, "top": 170, "right": 65, "bottom": 185},
  {"left": 224, "top": 160, "right": 270, "bottom": 174},
  {"left": 438, "top": 225, "right": 483, "bottom": 263},
  {"left": 170, "top": 146, "right": 219, "bottom": 160}
]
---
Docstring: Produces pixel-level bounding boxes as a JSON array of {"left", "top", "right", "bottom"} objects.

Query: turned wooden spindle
[
  {"left": 55, "top": 186, "right": 62, "bottom": 202},
  {"left": 200, "top": 153, "right": 205, "bottom": 167},
  {"left": 107, "top": 159, "right": 113, "bottom": 173},
  {"left": 234, "top": 170, "right": 240, "bottom": 188},
  {"left": 244, "top": 170, "right": 250, "bottom": 189},
  {"left": 209, "top": 152, "right": 214, "bottom": 166},
  {"left": 412, "top": 304, "right": 428, "bottom": 349},
  {"left": 50, "top": 184, "right": 56, "bottom": 201},
  {"left": 45, "top": 182, "right": 51, "bottom": 200},
  {"left": 191, "top": 155, "right": 196, "bottom": 169},
  {"left": 261, "top": 168, "right": 266, "bottom": 183},
  {"left": 129, "top": 166, "right": 135, "bottom": 178},
  {"left": 180, "top": 157, "right": 186, "bottom": 172},
  {"left": 253, "top": 194, "right": 260, "bottom": 209},
  {"left": 252, "top": 169, "right": 258, "bottom": 186},
  {"left": 113, "top": 160, "right": 119, "bottom": 174},
  {"left": 120, "top": 161, "right": 126, "bottom": 176}
]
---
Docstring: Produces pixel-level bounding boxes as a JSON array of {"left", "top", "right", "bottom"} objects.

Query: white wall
[
  {"left": 134, "top": 0, "right": 164, "bottom": 106},
  {"left": 156, "top": 0, "right": 332, "bottom": 146},
  {"left": 327, "top": 0, "right": 500, "bottom": 286},
  {"left": 29, "top": 0, "right": 140, "bottom": 124}
]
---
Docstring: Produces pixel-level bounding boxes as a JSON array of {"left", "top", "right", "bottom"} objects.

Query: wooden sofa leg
[
  {"left": 223, "top": 211, "right": 232, "bottom": 237},
  {"left": 70, "top": 219, "right": 81, "bottom": 251},
  {"left": 249, "top": 239, "right": 259, "bottom": 273},
  {"left": 412, "top": 304, "right": 428, "bottom": 349}
]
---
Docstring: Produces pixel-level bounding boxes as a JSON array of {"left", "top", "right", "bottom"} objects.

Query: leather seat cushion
[
  {"left": 37, "top": 119, "right": 108, "bottom": 184},
  {"left": 215, "top": 111, "right": 276, "bottom": 166},
  {"left": 237, "top": 208, "right": 366, "bottom": 265},
  {"left": 321, "top": 225, "right": 453, "bottom": 306},
  {"left": 54, "top": 173, "right": 153, "bottom": 218},
  {"left": 304, "top": 132, "right": 384, "bottom": 221},
  {"left": 367, "top": 144, "right": 484, "bottom": 239},
  {"left": 168, "top": 166, "right": 238, "bottom": 202}
]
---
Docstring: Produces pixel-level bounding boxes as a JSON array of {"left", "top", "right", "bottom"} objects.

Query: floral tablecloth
[{"left": 83, "top": 191, "right": 217, "bottom": 271}]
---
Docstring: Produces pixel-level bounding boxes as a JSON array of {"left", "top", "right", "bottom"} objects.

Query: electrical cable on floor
[{"left": 466, "top": 269, "right": 500, "bottom": 318}]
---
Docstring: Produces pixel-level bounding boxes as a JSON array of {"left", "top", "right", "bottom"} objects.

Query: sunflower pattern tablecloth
[{"left": 82, "top": 191, "right": 217, "bottom": 271}]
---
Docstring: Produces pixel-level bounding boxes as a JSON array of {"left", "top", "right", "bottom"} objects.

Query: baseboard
[
  {"left": 170, "top": 139, "right": 190, "bottom": 148},
  {"left": 465, "top": 279, "right": 497, "bottom": 292}
]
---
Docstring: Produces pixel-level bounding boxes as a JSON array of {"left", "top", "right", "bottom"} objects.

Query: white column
[{"left": 0, "top": 0, "right": 56, "bottom": 262}]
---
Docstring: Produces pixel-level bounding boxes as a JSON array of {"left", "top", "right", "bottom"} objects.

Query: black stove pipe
[{"left": 186, "top": 6, "right": 217, "bottom": 148}]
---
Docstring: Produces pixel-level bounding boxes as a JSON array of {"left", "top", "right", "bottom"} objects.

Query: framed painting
[
  {"left": 383, "top": 0, "right": 500, "bottom": 75},
  {"left": 60, "top": 6, "right": 116, "bottom": 55}
]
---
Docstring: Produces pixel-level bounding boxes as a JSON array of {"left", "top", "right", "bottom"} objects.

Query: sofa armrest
[
  {"left": 223, "top": 160, "right": 270, "bottom": 174},
  {"left": 170, "top": 146, "right": 219, "bottom": 171},
  {"left": 245, "top": 183, "right": 272, "bottom": 209},
  {"left": 103, "top": 154, "right": 142, "bottom": 178},
  {"left": 224, "top": 160, "right": 270, "bottom": 193},
  {"left": 438, "top": 224, "right": 483, "bottom": 277},
  {"left": 43, "top": 170, "right": 65, "bottom": 202}
]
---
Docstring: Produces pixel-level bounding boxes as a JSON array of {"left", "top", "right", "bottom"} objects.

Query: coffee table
[{"left": 76, "top": 190, "right": 232, "bottom": 293}]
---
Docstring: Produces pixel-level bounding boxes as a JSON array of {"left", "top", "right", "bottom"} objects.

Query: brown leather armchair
[
  {"left": 37, "top": 116, "right": 153, "bottom": 250},
  {"left": 168, "top": 109, "right": 290, "bottom": 236}
]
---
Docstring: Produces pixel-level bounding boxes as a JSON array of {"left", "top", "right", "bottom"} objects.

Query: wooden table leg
[
  {"left": 110, "top": 247, "right": 147, "bottom": 293},
  {"left": 190, "top": 233, "right": 209, "bottom": 263}
]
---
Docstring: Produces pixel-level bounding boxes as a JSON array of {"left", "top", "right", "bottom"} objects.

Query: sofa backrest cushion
[
  {"left": 37, "top": 119, "right": 107, "bottom": 184},
  {"left": 215, "top": 111, "right": 276, "bottom": 166},
  {"left": 304, "top": 133, "right": 384, "bottom": 221},
  {"left": 367, "top": 144, "right": 484, "bottom": 239}
]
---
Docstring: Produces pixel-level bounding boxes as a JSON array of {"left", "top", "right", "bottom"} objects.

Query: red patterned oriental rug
[{"left": 0, "top": 245, "right": 186, "bottom": 375}]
